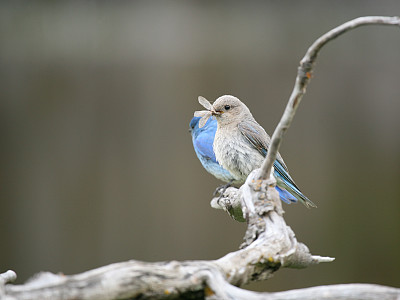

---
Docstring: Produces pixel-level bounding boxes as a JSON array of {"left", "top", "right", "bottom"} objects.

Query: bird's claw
[
  {"left": 213, "top": 181, "right": 232, "bottom": 197},
  {"left": 213, "top": 181, "right": 233, "bottom": 206}
]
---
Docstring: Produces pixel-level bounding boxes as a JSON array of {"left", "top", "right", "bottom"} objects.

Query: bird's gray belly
[{"left": 214, "top": 134, "right": 264, "bottom": 182}]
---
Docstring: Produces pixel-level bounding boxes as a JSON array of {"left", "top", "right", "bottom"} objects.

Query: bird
[{"left": 193, "top": 95, "right": 316, "bottom": 208}]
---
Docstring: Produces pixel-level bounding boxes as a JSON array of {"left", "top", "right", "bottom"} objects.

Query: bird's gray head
[
  {"left": 194, "top": 95, "right": 253, "bottom": 128},
  {"left": 211, "top": 95, "right": 253, "bottom": 126}
]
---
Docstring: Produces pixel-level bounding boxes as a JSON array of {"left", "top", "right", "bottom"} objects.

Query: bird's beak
[{"left": 211, "top": 109, "right": 222, "bottom": 116}]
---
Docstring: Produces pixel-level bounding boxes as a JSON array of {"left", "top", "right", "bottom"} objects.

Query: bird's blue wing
[
  {"left": 238, "top": 120, "right": 315, "bottom": 207},
  {"left": 238, "top": 120, "right": 272, "bottom": 159},
  {"left": 194, "top": 131, "right": 218, "bottom": 164},
  {"left": 273, "top": 159, "right": 299, "bottom": 191},
  {"left": 275, "top": 186, "right": 297, "bottom": 204},
  {"left": 238, "top": 120, "right": 290, "bottom": 170},
  {"left": 238, "top": 120, "right": 300, "bottom": 187},
  {"left": 273, "top": 153, "right": 316, "bottom": 208}
]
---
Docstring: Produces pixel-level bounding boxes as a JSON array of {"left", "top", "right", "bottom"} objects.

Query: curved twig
[{"left": 258, "top": 16, "right": 400, "bottom": 181}]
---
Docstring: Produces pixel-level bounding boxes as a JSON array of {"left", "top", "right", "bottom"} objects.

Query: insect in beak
[{"left": 211, "top": 110, "right": 222, "bottom": 116}]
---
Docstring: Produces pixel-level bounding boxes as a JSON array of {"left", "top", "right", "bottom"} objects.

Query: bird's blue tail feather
[{"left": 275, "top": 186, "right": 297, "bottom": 204}]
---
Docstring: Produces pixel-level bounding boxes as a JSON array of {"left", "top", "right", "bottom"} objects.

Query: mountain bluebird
[{"left": 193, "top": 95, "right": 316, "bottom": 208}]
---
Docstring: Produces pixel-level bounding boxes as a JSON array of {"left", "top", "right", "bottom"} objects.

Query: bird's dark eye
[{"left": 224, "top": 105, "right": 231, "bottom": 110}]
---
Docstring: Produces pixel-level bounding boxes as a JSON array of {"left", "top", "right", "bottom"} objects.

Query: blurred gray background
[{"left": 1, "top": 0, "right": 399, "bottom": 292}]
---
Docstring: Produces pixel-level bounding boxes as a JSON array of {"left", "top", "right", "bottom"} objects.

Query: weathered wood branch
[
  {"left": 207, "top": 284, "right": 400, "bottom": 300},
  {"left": 1, "top": 16, "right": 399, "bottom": 300},
  {"left": 0, "top": 171, "right": 333, "bottom": 300},
  {"left": 1, "top": 268, "right": 399, "bottom": 300},
  {"left": 0, "top": 271, "right": 16, "bottom": 286}
]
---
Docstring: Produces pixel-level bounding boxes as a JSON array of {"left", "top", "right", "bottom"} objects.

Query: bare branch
[
  {"left": 258, "top": 16, "right": 400, "bottom": 181},
  {"left": 0, "top": 271, "right": 17, "bottom": 285},
  {"left": 1, "top": 170, "right": 332, "bottom": 300},
  {"left": 207, "top": 283, "right": 400, "bottom": 300},
  {"left": 2, "top": 268, "right": 398, "bottom": 300}
]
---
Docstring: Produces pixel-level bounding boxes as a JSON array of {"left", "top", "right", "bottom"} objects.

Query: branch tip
[
  {"left": 0, "top": 270, "right": 17, "bottom": 285},
  {"left": 312, "top": 255, "right": 336, "bottom": 263}
]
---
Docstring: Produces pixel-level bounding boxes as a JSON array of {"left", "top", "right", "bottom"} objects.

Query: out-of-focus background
[{"left": 1, "top": 1, "right": 399, "bottom": 292}]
